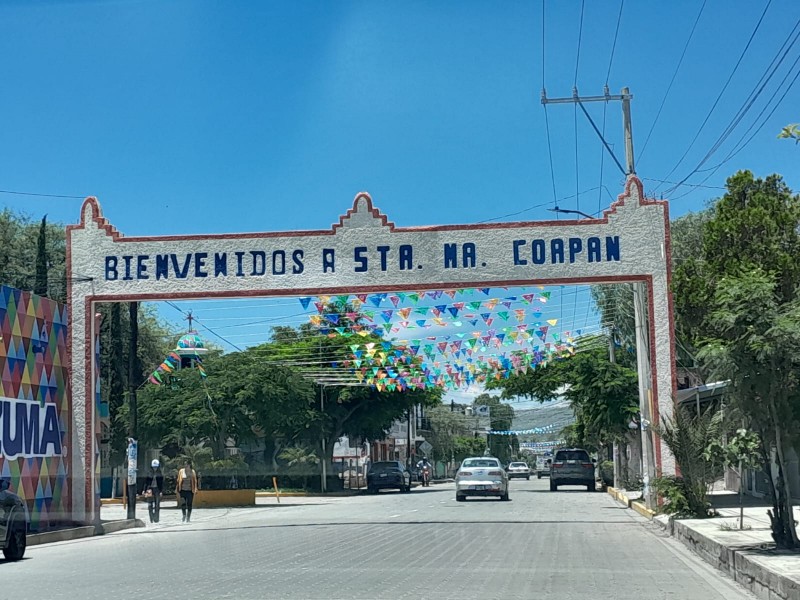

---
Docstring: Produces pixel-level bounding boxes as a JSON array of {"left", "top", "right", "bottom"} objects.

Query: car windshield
[
  {"left": 462, "top": 459, "right": 500, "bottom": 469},
  {"left": 3, "top": 3, "right": 786, "bottom": 598},
  {"left": 555, "top": 451, "right": 591, "bottom": 462},
  {"left": 370, "top": 462, "right": 401, "bottom": 472}
]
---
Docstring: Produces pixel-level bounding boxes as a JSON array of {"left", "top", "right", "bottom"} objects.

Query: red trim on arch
[
  {"left": 83, "top": 298, "right": 94, "bottom": 516},
  {"left": 68, "top": 176, "right": 658, "bottom": 244},
  {"left": 85, "top": 275, "right": 650, "bottom": 304},
  {"left": 332, "top": 192, "right": 396, "bottom": 232},
  {"left": 645, "top": 276, "right": 662, "bottom": 473},
  {"left": 662, "top": 191, "right": 677, "bottom": 475}
]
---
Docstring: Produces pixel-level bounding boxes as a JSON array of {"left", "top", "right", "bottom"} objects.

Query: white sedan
[
  {"left": 506, "top": 461, "right": 531, "bottom": 480},
  {"left": 455, "top": 457, "right": 509, "bottom": 502}
]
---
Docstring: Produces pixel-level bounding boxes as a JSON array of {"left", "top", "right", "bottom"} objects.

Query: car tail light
[
  {"left": 459, "top": 471, "right": 472, "bottom": 477},
  {"left": 582, "top": 463, "right": 593, "bottom": 468},
  {"left": 488, "top": 471, "right": 503, "bottom": 476},
  {"left": 553, "top": 462, "right": 563, "bottom": 468}
]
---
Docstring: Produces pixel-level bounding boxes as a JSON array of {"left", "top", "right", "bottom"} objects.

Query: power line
[
  {"left": 541, "top": 0, "right": 558, "bottom": 209},
  {"left": 652, "top": 0, "right": 772, "bottom": 194},
  {"left": 574, "top": 0, "right": 585, "bottom": 88},
  {"left": 165, "top": 300, "right": 244, "bottom": 352},
  {"left": 638, "top": 0, "right": 707, "bottom": 163},
  {"left": 669, "top": 61, "right": 800, "bottom": 203},
  {"left": 606, "top": 0, "right": 624, "bottom": 84},
  {"left": 0, "top": 189, "right": 86, "bottom": 199},
  {"left": 642, "top": 178, "right": 724, "bottom": 190},
  {"left": 598, "top": 0, "right": 623, "bottom": 216},
  {"left": 664, "top": 19, "right": 800, "bottom": 196},
  {"left": 573, "top": 0, "right": 585, "bottom": 214},
  {"left": 703, "top": 52, "right": 800, "bottom": 169}
]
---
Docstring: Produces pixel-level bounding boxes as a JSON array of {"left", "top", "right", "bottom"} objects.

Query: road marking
[{"left": 389, "top": 514, "right": 400, "bottom": 518}]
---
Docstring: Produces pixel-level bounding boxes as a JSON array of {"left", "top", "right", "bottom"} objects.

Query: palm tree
[{"left": 279, "top": 446, "right": 319, "bottom": 490}]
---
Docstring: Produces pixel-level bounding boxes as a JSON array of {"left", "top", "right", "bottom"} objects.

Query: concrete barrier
[
  {"left": 630, "top": 500, "right": 656, "bottom": 520},
  {"left": 27, "top": 519, "right": 144, "bottom": 546},
  {"left": 607, "top": 486, "right": 632, "bottom": 507},
  {"left": 193, "top": 489, "right": 256, "bottom": 508},
  {"left": 671, "top": 519, "right": 800, "bottom": 600},
  {"left": 28, "top": 526, "right": 96, "bottom": 546}
]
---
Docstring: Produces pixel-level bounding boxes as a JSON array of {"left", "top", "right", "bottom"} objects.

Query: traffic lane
[{"left": 1, "top": 479, "right": 756, "bottom": 600}]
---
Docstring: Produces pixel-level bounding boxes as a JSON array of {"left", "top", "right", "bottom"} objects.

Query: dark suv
[
  {"left": 367, "top": 461, "right": 412, "bottom": 494},
  {"left": 0, "top": 481, "right": 28, "bottom": 561},
  {"left": 549, "top": 449, "right": 596, "bottom": 492}
]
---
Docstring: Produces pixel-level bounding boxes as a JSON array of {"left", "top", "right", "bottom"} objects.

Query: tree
[
  {"left": 778, "top": 123, "right": 800, "bottom": 143},
  {"left": 674, "top": 170, "right": 800, "bottom": 548},
  {"left": 34, "top": 215, "right": 48, "bottom": 296},
  {"left": 261, "top": 310, "right": 442, "bottom": 476},
  {"left": 279, "top": 446, "right": 319, "bottom": 490},
  {"left": 425, "top": 405, "right": 472, "bottom": 463},
  {"left": 487, "top": 338, "right": 639, "bottom": 455},
  {"left": 137, "top": 349, "right": 313, "bottom": 461},
  {"left": 705, "top": 427, "right": 763, "bottom": 530},
  {"left": 452, "top": 436, "right": 487, "bottom": 464},
  {"left": 0, "top": 209, "right": 66, "bottom": 301}
]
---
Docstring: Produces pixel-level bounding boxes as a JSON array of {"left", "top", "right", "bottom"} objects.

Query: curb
[
  {"left": 671, "top": 519, "right": 800, "bottom": 600},
  {"left": 608, "top": 485, "right": 800, "bottom": 599},
  {"left": 631, "top": 500, "right": 656, "bottom": 520},
  {"left": 606, "top": 486, "right": 633, "bottom": 508},
  {"left": 27, "top": 519, "right": 144, "bottom": 547}
]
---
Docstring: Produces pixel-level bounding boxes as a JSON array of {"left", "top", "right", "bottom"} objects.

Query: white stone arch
[{"left": 66, "top": 175, "right": 675, "bottom": 522}]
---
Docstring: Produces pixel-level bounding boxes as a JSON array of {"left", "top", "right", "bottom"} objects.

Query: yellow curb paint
[{"left": 631, "top": 501, "right": 655, "bottom": 520}]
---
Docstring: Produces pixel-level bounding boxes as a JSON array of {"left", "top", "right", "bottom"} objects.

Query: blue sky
[{"left": 2, "top": 1, "right": 798, "bottom": 402}]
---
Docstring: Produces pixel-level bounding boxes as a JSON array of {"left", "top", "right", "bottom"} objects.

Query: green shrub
[
  {"left": 600, "top": 461, "right": 614, "bottom": 486},
  {"left": 652, "top": 475, "right": 714, "bottom": 518}
]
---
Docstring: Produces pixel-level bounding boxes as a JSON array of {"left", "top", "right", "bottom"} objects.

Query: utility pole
[{"left": 541, "top": 86, "right": 658, "bottom": 509}]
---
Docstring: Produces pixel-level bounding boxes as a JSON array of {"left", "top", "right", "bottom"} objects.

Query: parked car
[
  {"left": 0, "top": 481, "right": 27, "bottom": 561},
  {"left": 549, "top": 448, "right": 596, "bottom": 491},
  {"left": 536, "top": 455, "right": 552, "bottom": 479},
  {"left": 506, "top": 462, "right": 531, "bottom": 480},
  {"left": 367, "top": 461, "right": 411, "bottom": 494},
  {"left": 455, "top": 457, "right": 509, "bottom": 501}
]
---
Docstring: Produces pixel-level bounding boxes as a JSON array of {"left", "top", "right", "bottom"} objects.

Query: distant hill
[
  {"left": 470, "top": 398, "right": 575, "bottom": 440},
  {"left": 509, "top": 399, "right": 574, "bottom": 436}
]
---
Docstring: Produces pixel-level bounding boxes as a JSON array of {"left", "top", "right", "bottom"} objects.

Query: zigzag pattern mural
[{"left": 0, "top": 286, "right": 70, "bottom": 531}]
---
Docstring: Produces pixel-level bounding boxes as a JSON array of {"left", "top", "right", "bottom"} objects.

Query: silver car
[{"left": 455, "top": 457, "right": 509, "bottom": 501}]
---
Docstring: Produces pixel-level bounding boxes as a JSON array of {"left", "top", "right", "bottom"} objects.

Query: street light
[{"left": 547, "top": 206, "right": 597, "bottom": 220}]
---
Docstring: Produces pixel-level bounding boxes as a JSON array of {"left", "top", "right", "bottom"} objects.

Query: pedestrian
[
  {"left": 145, "top": 459, "right": 164, "bottom": 523},
  {"left": 176, "top": 459, "right": 198, "bottom": 523}
]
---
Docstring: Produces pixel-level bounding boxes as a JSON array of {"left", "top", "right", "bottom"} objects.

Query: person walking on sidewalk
[
  {"left": 144, "top": 459, "right": 164, "bottom": 523},
  {"left": 176, "top": 460, "right": 198, "bottom": 523}
]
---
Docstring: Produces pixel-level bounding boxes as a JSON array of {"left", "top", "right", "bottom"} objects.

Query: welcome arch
[{"left": 66, "top": 175, "right": 675, "bottom": 523}]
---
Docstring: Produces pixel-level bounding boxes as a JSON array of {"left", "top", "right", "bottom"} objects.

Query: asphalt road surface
[{"left": 2, "top": 478, "right": 756, "bottom": 600}]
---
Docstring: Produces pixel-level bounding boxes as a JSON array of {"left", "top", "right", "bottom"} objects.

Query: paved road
[{"left": 3, "top": 479, "right": 755, "bottom": 600}]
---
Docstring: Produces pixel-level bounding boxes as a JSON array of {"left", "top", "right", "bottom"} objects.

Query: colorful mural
[{"left": 0, "top": 286, "right": 70, "bottom": 531}]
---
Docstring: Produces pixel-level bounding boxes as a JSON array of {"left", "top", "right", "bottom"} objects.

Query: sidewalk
[
  {"left": 608, "top": 487, "right": 800, "bottom": 600},
  {"left": 100, "top": 495, "right": 344, "bottom": 530}
]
